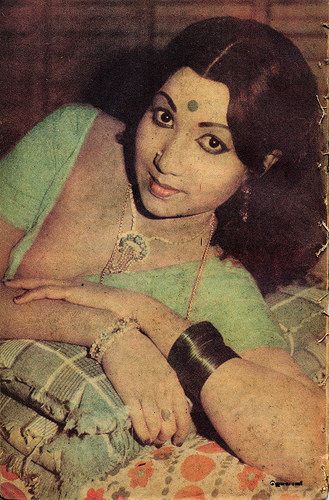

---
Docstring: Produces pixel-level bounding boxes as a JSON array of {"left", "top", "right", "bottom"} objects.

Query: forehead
[{"left": 160, "top": 67, "right": 230, "bottom": 121}]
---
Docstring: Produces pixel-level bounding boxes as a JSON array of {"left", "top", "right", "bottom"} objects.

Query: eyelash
[
  {"left": 151, "top": 107, "right": 173, "bottom": 128},
  {"left": 150, "top": 107, "right": 229, "bottom": 155},
  {"left": 196, "top": 134, "right": 229, "bottom": 155}
]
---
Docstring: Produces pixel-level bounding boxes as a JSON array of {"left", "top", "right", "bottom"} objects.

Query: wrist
[
  {"left": 101, "top": 326, "right": 145, "bottom": 372},
  {"left": 89, "top": 317, "right": 140, "bottom": 364},
  {"left": 139, "top": 296, "right": 190, "bottom": 356}
]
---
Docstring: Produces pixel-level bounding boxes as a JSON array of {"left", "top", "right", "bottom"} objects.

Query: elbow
[{"left": 277, "top": 392, "right": 326, "bottom": 489}]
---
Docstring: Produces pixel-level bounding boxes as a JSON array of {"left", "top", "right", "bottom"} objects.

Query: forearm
[
  {"left": 0, "top": 284, "right": 118, "bottom": 347},
  {"left": 136, "top": 294, "right": 190, "bottom": 354},
  {"left": 3, "top": 279, "right": 325, "bottom": 483}
]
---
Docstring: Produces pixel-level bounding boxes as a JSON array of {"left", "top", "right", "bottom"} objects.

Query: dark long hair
[
  {"left": 157, "top": 17, "right": 326, "bottom": 292},
  {"left": 87, "top": 17, "right": 326, "bottom": 293}
]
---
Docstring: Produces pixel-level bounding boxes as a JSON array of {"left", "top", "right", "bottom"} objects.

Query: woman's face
[{"left": 135, "top": 67, "right": 247, "bottom": 218}]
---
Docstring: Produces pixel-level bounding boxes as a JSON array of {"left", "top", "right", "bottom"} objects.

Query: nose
[
  {"left": 153, "top": 151, "right": 163, "bottom": 171},
  {"left": 152, "top": 140, "right": 183, "bottom": 177}
]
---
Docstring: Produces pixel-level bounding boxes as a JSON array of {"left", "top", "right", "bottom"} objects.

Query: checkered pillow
[
  {"left": 0, "top": 283, "right": 325, "bottom": 438},
  {"left": 0, "top": 391, "right": 142, "bottom": 498},
  {"left": 0, "top": 339, "right": 130, "bottom": 435},
  {"left": 265, "top": 283, "right": 326, "bottom": 382}
]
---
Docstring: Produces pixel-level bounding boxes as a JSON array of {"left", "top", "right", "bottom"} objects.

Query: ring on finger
[{"left": 160, "top": 409, "right": 172, "bottom": 421}]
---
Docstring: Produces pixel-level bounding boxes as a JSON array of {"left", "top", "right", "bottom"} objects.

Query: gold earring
[{"left": 240, "top": 185, "right": 250, "bottom": 223}]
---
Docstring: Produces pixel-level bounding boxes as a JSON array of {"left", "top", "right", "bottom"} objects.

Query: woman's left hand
[
  {"left": 5, "top": 277, "right": 138, "bottom": 318},
  {"left": 102, "top": 328, "right": 192, "bottom": 446}
]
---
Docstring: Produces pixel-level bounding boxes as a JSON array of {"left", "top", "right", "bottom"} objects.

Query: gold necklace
[
  {"left": 128, "top": 186, "right": 212, "bottom": 246},
  {"left": 185, "top": 214, "right": 216, "bottom": 319},
  {"left": 99, "top": 184, "right": 216, "bottom": 319}
]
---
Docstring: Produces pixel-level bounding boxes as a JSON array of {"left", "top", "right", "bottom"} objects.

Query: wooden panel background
[{"left": 0, "top": 0, "right": 327, "bottom": 154}]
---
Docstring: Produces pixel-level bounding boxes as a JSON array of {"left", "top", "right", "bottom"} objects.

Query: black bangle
[{"left": 168, "top": 321, "right": 240, "bottom": 401}]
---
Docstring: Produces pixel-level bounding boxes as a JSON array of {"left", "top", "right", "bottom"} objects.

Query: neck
[
  {"left": 127, "top": 183, "right": 217, "bottom": 247},
  {"left": 136, "top": 210, "right": 216, "bottom": 242}
]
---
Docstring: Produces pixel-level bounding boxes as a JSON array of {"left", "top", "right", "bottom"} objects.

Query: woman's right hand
[{"left": 102, "top": 328, "right": 192, "bottom": 446}]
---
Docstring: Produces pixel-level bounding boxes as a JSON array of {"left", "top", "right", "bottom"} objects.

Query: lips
[{"left": 148, "top": 175, "right": 181, "bottom": 198}]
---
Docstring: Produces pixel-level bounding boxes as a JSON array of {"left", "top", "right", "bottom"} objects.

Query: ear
[{"left": 263, "top": 149, "right": 282, "bottom": 172}]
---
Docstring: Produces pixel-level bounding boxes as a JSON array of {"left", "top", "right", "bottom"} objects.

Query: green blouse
[{"left": 0, "top": 105, "right": 287, "bottom": 354}]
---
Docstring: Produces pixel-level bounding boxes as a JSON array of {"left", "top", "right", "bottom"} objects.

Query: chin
[
  {"left": 139, "top": 191, "right": 178, "bottom": 218},
  {"left": 136, "top": 171, "right": 179, "bottom": 212}
]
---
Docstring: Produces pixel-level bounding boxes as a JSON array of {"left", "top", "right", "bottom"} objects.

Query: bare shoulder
[
  {"left": 74, "top": 110, "right": 127, "bottom": 184},
  {"left": 86, "top": 110, "right": 126, "bottom": 147}
]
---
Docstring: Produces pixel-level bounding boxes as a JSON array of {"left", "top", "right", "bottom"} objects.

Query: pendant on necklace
[
  {"left": 101, "top": 232, "right": 149, "bottom": 278},
  {"left": 118, "top": 232, "right": 149, "bottom": 261}
]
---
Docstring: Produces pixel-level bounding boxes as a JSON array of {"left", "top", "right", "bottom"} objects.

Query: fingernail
[{"left": 172, "top": 438, "right": 183, "bottom": 447}]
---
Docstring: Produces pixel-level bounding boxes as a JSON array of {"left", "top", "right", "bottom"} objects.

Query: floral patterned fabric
[
  {"left": 0, "top": 438, "right": 326, "bottom": 500},
  {"left": 0, "top": 465, "right": 30, "bottom": 500},
  {"left": 78, "top": 436, "right": 325, "bottom": 500}
]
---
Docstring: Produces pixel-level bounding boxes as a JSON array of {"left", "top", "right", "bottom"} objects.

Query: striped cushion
[
  {"left": 0, "top": 391, "right": 142, "bottom": 498},
  {"left": 0, "top": 339, "right": 130, "bottom": 435}
]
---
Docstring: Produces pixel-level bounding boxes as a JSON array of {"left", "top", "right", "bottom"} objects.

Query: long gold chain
[
  {"left": 99, "top": 185, "right": 131, "bottom": 284},
  {"left": 185, "top": 213, "right": 216, "bottom": 320},
  {"left": 100, "top": 184, "right": 217, "bottom": 319}
]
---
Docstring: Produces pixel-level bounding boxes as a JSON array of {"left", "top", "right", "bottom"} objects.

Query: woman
[{"left": 0, "top": 17, "right": 326, "bottom": 486}]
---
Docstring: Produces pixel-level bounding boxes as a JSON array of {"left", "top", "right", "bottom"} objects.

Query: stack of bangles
[
  {"left": 167, "top": 321, "right": 240, "bottom": 401},
  {"left": 89, "top": 319, "right": 240, "bottom": 401},
  {"left": 89, "top": 318, "right": 139, "bottom": 364}
]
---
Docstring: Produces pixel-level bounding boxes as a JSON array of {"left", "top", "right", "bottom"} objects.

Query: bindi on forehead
[{"left": 187, "top": 99, "right": 199, "bottom": 112}]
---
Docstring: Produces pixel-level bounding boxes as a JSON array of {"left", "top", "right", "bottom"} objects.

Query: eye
[
  {"left": 196, "top": 134, "right": 229, "bottom": 155},
  {"left": 152, "top": 107, "right": 174, "bottom": 128}
]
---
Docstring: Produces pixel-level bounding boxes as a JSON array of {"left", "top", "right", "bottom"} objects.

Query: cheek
[
  {"left": 196, "top": 162, "right": 246, "bottom": 204},
  {"left": 135, "top": 118, "right": 159, "bottom": 163},
  {"left": 135, "top": 122, "right": 148, "bottom": 162}
]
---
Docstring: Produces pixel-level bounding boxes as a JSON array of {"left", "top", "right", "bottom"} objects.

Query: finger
[
  {"left": 157, "top": 408, "right": 177, "bottom": 444},
  {"left": 4, "top": 277, "right": 72, "bottom": 289},
  {"left": 13, "top": 284, "right": 107, "bottom": 309},
  {"left": 155, "top": 386, "right": 177, "bottom": 444},
  {"left": 13, "top": 286, "right": 72, "bottom": 304},
  {"left": 126, "top": 399, "right": 150, "bottom": 444},
  {"left": 172, "top": 391, "right": 192, "bottom": 446},
  {"left": 141, "top": 397, "right": 162, "bottom": 443},
  {"left": 7, "top": 279, "right": 120, "bottom": 312}
]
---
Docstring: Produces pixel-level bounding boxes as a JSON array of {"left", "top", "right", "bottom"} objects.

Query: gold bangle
[{"left": 89, "top": 318, "right": 139, "bottom": 364}]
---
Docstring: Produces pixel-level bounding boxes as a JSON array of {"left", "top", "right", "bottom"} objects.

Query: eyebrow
[
  {"left": 198, "top": 121, "right": 230, "bottom": 130},
  {"left": 156, "top": 91, "right": 177, "bottom": 113},
  {"left": 154, "top": 95, "right": 230, "bottom": 131}
]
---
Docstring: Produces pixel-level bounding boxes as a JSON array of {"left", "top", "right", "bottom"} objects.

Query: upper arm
[
  {"left": 0, "top": 104, "right": 99, "bottom": 231},
  {"left": 0, "top": 105, "right": 100, "bottom": 278},
  {"left": 0, "top": 111, "right": 59, "bottom": 230},
  {"left": 241, "top": 346, "right": 321, "bottom": 392},
  {"left": 0, "top": 107, "right": 75, "bottom": 278}
]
